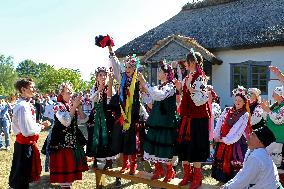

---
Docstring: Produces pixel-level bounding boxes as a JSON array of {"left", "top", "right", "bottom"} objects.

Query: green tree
[
  {"left": 0, "top": 55, "right": 18, "bottom": 96},
  {"left": 16, "top": 59, "right": 39, "bottom": 79}
]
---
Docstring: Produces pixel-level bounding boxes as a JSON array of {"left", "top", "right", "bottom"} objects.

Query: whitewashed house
[{"left": 115, "top": 0, "right": 284, "bottom": 107}]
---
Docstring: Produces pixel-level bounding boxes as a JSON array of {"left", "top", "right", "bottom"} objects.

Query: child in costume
[
  {"left": 176, "top": 49, "right": 211, "bottom": 189},
  {"left": 212, "top": 86, "right": 250, "bottom": 183},
  {"left": 138, "top": 60, "right": 177, "bottom": 183}
]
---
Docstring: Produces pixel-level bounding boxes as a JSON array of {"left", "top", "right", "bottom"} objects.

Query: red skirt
[{"left": 49, "top": 148, "right": 88, "bottom": 183}]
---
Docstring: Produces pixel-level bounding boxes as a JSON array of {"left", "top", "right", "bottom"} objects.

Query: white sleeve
[
  {"left": 212, "top": 102, "right": 222, "bottom": 120},
  {"left": 145, "top": 83, "right": 175, "bottom": 101},
  {"left": 55, "top": 108, "right": 72, "bottom": 127},
  {"left": 251, "top": 105, "right": 264, "bottom": 125},
  {"left": 214, "top": 108, "right": 229, "bottom": 139},
  {"left": 222, "top": 112, "right": 249, "bottom": 145},
  {"left": 190, "top": 76, "right": 209, "bottom": 106},
  {"left": 141, "top": 92, "right": 152, "bottom": 105},
  {"left": 90, "top": 87, "right": 100, "bottom": 103},
  {"left": 17, "top": 106, "right": 41, "bottom": 137},
  {"left": 109, "top": 54, "right": 122, "bottom": 82},
  {"left": 268, "top": 106, "right": 284, "bottom": 125},
  {"left": 224, "top": 155, "right": 260, "bottom": 189}
]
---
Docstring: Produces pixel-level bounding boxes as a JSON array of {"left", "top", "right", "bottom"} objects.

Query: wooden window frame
[{"left": 230, "top": 61, "right": 271, "bottom": 95}]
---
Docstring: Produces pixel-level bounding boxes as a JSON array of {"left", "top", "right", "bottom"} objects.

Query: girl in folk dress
[
  {"left": 176, "top": 49, "right": 211, "bottom": 189},
  {"left": 212, "top": 86, "right": 250, "bottom": 183},
  {"left": 108, "top": 46, "right": 141, "bottom": 175},
  {"left": 138, "top": 61, "right": 177, "bottom": 183},
  {"left": 48, "top": 83, "right": 88, "bottom": 188},
  {"left": 86, "top": 67, "right": 118, "bottom": 169}
]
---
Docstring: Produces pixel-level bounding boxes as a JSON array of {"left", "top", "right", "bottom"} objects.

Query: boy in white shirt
[{"left": 222, "top": 126, "right": 283, "bottom": 189}]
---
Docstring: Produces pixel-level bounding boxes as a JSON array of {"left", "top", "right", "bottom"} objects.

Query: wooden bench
[{"left": 94, "top": 167, "right": 219, "bottom": 189}]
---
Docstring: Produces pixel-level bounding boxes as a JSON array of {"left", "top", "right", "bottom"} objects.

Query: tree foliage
[
  {"left": 0, "top": 55, "right": 18, "bottom": 96},
  {"left": 1, "top": 54, "right": 95, "bottom": 96}
]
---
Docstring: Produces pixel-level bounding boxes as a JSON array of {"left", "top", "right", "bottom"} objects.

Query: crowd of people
[{"left": 2, "top": 43, "right": 284, "bottom": 189}]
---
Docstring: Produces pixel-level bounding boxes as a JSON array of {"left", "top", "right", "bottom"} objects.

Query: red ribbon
[
  {"left": 177, "top": 116, "right": 191, "bottom": 143},
  {"left": 116, "top": 115, "right": 125, "bottom": 127},
  {"left": 215, "top": 111, "right": 233, "bottom": 175},
  {"left": 16, "top": 133, "right": 41, "bottom": 182}
]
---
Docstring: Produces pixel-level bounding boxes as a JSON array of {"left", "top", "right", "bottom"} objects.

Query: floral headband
[
  {"left": 95, "top": 67, "right": 108, "bottom": 76},
  {"left": 159, "top": 60, "right": 174, "bottom": 81},
  {"left": 124, "top": 54, "right": 140, "bottom": 68},
  {"left": 58, "top": 81, "right": 73, "bottom": 95},
  {"left": 248, "top": 88, "right": 261, "bottom": 97},
  {"left": 232, "top": 85, "right": 249, "bottom": 100},
  {"left": 274, "top": 86, "right": 284, "bottom": 98}
]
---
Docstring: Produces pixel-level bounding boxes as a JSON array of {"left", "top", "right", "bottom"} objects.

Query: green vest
[{"left": 267, "top": 101, "right": 284, "bottom": 143}]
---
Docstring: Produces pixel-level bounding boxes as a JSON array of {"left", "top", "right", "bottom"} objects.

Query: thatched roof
[
  {"left": 116, "top": 0, "right": 284, "bottom": 57},
  {"left": 143, "top": 35, "right": 222, "bottom": 64}
]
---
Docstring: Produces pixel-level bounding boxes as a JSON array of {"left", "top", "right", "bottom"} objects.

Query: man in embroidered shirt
[
  {"left": 221, "top": 126, "right": 282, "bottom": 189},
  {"left": 9, "top": 78, "right": 49, "bottom": 189}
]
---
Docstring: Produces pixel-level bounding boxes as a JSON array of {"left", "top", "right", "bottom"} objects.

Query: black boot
[
  {"left": 103, "top": 159, "right": 113, "bottom": 170},
  {"left": 114, "top": 177, "right": 122, "bottom": 188}
]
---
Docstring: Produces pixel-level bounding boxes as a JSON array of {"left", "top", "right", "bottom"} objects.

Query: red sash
[
  {"left": 216, "top": 112, "right": 233, "bottom": 174},
  {"left": 16, "top": 133, "right": 41, "bottom": 182},
  {"left": 177, "top": 116, "right": 191, "bottom": 143}
]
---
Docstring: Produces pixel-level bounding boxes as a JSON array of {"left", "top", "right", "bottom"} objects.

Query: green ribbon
[
  {"left": 91, "top": 102, "right": 108, "bottom": 153},
  {"left": 73, "top": 143, "right": 86, "bottom": 168}
]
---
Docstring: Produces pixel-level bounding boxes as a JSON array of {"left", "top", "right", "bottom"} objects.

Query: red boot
[
  {"left": 120, "top": 154, "right": 130, "bottom": 173},
  {"left": 179, "top": 163, "right": 193, "bottom": 186},
  {"left": 129, "top": 154, "right": 137, "bottom": 175},
  {"left": 151, "top": 162, "right": 164, "bottom": 180},
  {"left": 189, "top": 167, "right": 202, "bottom": 189},
  {"left": 163, "top": 164, "right": 175, "bottom": 183}
]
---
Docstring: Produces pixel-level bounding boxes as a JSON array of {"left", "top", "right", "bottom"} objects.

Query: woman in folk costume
[
  {"left": 138, "top": 61, "right": 177, "bottom": 182},
  {"left": 85, "top": 67, "right": 118, "bottom": 170},
  {"left": 248, "top": 88, "right": 265, "bottom": 130},
  {"left": 176, "top": 49, "right": 211, "bottom": 189},
  {"left": 48, "top": 82, "right": 88, "bottom": 188},
  {"left": 9, "top": 78, "right": 50, "bottom": 189},
  {"left": 261, "top": 86, "right": 284, "bottom": 186},
  {"left": 107, "top": 46, "right": 141, "bottom": 175},
  {"left": 212, "top": 86, "right": 251, "bottom": 183}
]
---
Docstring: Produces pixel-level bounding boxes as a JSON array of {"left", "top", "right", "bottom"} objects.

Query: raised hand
[
  {"left": 72, "top": 96, "right": 82, "bottom": 108},
  {"left": 108, "top": 72, "right": 114, "bottom": 83},
  {"left": 270, "top": 66, "right": 281, "bottom": 76},
  {"left": 260, "top": 100, "right": 271, "bottom": 112}
]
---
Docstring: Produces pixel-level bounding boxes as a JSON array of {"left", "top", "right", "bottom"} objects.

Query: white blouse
[
  {"left": 54, "top": 102, "right": 72, "bottom": 127},
  {"left": 224, "top": 148, "right": 280, "bottom": 189},
  {"left": 212, "top": 102, "right": 221, "bottom": 120},
  {"left": 268, "top": 105, "right": 284, "bottom": 125},
  {"left": 144, "top": 82, "right": 175, "bottom": 102},
  {"left": 109, "top": 53, "right": 123, "bottom": 82},
  {"left": 141, "top": 91, "right": 152, "bottom": 105},
  {"left": 12, "top": 99, "right": 41, "bottom": 137},
  {"left": 214, "top": 107, "right": 249, "bottom": 145},
  {"left": 190, "top": 75, "right": 209, "bottom": 106},
  {"left": 251, "top": 104, "right": 264, "bottom": 125}
]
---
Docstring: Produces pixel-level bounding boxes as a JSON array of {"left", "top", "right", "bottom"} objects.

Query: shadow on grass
[{"left": 29, "top": 175, "right": 61, "bottom": 189}]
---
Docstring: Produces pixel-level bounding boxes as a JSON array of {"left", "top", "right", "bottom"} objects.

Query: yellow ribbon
[{"left": 120, "top": 70, "right": 137, "bottom": 131}]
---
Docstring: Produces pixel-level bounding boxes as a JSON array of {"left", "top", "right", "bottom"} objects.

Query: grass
[{"left": 0, "top": 128, "right": 222, "bottom": 189}]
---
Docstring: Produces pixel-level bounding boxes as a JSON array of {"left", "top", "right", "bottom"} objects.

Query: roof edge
[{"left": 182, "top": 0, "right": 239, "bottom": 11}]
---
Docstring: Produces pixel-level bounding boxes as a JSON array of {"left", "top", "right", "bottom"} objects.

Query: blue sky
[{"left": 0, "top": 0, "right": 190, "bottom": 80}]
